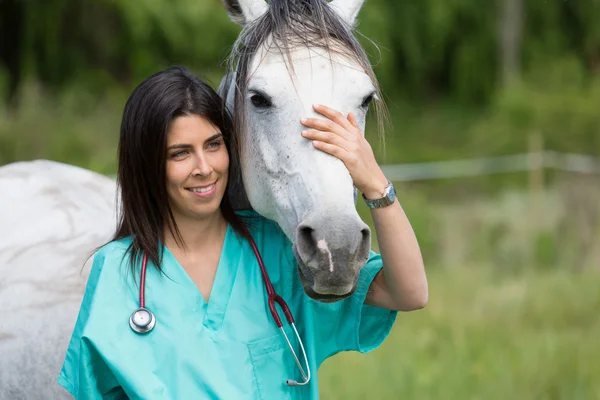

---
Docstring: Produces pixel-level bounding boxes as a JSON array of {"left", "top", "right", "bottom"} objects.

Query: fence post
[{"left": 528, "top": 131, "right": 544, "bottom": 267}]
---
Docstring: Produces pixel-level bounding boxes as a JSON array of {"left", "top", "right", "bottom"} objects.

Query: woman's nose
[{"left": 192, "top": 156, "right": 213, "bottom": 177}]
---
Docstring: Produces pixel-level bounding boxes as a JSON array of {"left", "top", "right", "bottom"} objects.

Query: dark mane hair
[
  {"left": 222, "top": 0, "right": 387, "bottom": 161},
  {"left": 112, "top": 66, "right": 250, "bottom": 273}
]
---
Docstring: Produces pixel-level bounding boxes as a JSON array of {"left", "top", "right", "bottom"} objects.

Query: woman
[{"left": 58, "top": 66, "right": 427, "bottom": 399}]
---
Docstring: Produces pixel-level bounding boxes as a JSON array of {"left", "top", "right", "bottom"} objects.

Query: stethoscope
[{"left": 128, "top": 231, "right": 311, "bottom": 387}]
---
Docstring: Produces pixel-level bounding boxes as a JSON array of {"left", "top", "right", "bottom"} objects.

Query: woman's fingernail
[
  {"left": 301, "top": 118, "right": 307, "bottom": 123},
  {"left": 301, "top": 130, "right": 308, "bottom": 136}
]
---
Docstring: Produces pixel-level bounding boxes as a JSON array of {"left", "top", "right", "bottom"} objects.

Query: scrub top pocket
[{"left": 247, "top": 325, "right": 309, "bottom": 400}]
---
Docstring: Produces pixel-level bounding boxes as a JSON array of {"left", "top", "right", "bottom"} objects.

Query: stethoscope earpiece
[{"left": 129, "top": 307, "right": 156, "bottom": 334}]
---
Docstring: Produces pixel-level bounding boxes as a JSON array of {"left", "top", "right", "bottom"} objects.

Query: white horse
[
  {"left": 0, "top": 161, "right": 116, "bottom": 399},
  {"left": 0, "top": 0, "right": 384, "bottom": 397}
]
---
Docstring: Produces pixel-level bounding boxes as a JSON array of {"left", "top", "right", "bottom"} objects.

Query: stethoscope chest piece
[{"left": 129, "top": 307, "right": 156, "bottom": 334}]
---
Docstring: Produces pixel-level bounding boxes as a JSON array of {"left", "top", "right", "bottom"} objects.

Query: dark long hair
[{"left": 113, "top": 66, "right": 250, "bottom": 272}]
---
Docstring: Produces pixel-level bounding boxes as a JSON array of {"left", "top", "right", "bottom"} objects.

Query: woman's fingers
[
  {"left": 310, "top": 140, "right": 350, "bottom": 161},
  {"left": 301, "top": 129, "right": 347, "bottom": 149},
  {"left": 347, "top": 112, "right": 360, "bottom": 130},
  {"left": 300, "top": 116, "right": 349, "bottom": 139},
  {"left": 300, "top": 104, "right": 363, "bottom": 139},
  {"left": 311, "top": 104, "right": 355, "bottom": 132}
]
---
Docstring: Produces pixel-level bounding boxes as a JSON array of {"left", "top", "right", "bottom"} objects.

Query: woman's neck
[{"left": 164, "top": 211, "right": 227, "bottom": 254}]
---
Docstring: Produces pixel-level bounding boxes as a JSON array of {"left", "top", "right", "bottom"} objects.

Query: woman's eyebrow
[
  {"left": 166, "top": 143, "right": 192, "bottom": 151},
  {"left": 205, "top": 133, "right": 223, "bottom": 143}
]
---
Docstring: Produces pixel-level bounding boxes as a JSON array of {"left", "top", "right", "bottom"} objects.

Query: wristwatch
[{"left": 362, "top": 180, "right": 396, "bottom": 209}]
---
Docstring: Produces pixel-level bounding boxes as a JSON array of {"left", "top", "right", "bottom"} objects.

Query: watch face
[
  {"left": 389, "top": 184, "right": 396, "bottom": 201},
  {"left": 384, "top": 182, "right": 396, "bottom": 199}
]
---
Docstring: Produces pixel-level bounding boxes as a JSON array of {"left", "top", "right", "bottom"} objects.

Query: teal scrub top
[{"left": 58, "top": 212, "right": 397, "bottom": 399}]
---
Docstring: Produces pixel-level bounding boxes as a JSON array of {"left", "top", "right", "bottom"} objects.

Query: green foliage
[
  {"left": 370, "top": 0, "right": 497, "bottom": 103},
  {"left": 468, "top": 57, "right": 600, "bottom": 156},
  {"left": 360, "top": 57, "right": 600, "bottom": 177},
  {"left": 10, "top": 0, "right": 600, "bottom": 106},
  {"left": 0, "top": 84, "right": 123, "bottom": 174},
  {"left": 21, "top": 0, "right": 240, "bottom": 93}
]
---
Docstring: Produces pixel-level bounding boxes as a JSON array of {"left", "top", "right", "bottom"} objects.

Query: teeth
[{"left": 190, "top": 184, "right": 214, "bottom": 193}]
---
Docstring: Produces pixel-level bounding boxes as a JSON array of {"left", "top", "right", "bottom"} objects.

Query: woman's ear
[{"left": 222, "top": 0, "right": 268, "bottom": 26}]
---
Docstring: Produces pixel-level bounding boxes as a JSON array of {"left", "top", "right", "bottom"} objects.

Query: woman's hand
[{"left": 300, "top": 104, "right": 388, "bottom": 199}]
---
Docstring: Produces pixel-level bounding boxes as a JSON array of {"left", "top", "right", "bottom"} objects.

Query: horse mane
[{"left": 222, "top": 0, "right": 387, "bottom": 210}]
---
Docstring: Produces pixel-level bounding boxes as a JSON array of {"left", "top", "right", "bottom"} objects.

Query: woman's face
[{"left": 165, "top": 114, "right": 229, "bottom": 222}]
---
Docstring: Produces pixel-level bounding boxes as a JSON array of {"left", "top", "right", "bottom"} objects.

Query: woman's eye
[
  {"left": 207, "top": 141, "right": 223, "bottom": 150},
  {"left": 250, "top": 93, "right": 272, "bottom": 108},
  {"left": 171, "top": 150, "right": 189, "bottom": 159}
]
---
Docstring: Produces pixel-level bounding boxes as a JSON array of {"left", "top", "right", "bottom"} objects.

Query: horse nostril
[
  {"left": 297, "top": 225, "right": 316, "bottom": 262},
  {"left": 361, "top": 227, "right": 370, "bottom": 242},
  {"left": 359, "top": 227, "right": 371, "bottom": 258}
]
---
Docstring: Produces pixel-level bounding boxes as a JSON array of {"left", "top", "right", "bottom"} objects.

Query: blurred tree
[
  {"left": 22, "top": 0, "right": 133, "bottom": 92},
  {"left": 498, "top": 0, "right": 523, "bottom": 86},
  {"left": 17, "top": 0, "right": 240, "bottom": 97},
  {"left": 376, "top": 0, "right": 497, "bottom": 104},
  {"left": 0, "top": 0, "right": 25, "bottom": 107}
]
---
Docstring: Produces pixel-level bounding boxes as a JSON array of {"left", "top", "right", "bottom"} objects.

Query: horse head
[{"left": 219, "top": 0, "right": 384, "bottom": 302}]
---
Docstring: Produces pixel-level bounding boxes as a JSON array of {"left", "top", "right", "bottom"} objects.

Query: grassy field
[{"left": 319, "top": 267, "right": 600, "bottom": 400}]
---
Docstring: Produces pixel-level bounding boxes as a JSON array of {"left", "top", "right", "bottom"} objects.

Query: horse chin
[{"left": 295, "top": 263, "right": 356, "bottom": 303}]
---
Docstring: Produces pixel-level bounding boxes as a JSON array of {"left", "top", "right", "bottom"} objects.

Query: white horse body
[
  {"left": 0, "top": 0, "right": 378, "bottom": 398},
  {"left": 0, "top": 161, "right": 116, "bottom": 398}
]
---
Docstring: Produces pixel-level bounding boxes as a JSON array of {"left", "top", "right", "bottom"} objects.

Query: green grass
[{"left": 319, "top": 267, "right": 600, "bottom": 400}]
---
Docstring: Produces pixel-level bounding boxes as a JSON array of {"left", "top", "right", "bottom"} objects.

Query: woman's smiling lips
[{"left": 186, "top": 182, "right": 217, "bottom": 199}]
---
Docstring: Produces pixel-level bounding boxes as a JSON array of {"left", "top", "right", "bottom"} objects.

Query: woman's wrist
[{"left": 360, "top": 175, "right": 389, "bottom": 200}]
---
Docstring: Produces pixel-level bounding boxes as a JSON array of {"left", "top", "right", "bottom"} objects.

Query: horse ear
[
  {"left": 218, "top": 72, "right": 236, "bottom": 113},
  {"left": 222, "top": 0, "right": 268, "bottom": 26},
  {"left": 328, "top": 0, "right": 365, "bottom": 27}
]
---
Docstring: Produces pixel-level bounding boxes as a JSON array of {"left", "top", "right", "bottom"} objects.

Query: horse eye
[
  {"left": 361, "top": 94, "right": 375, "bottom": 109},
  {"left": 250, "top": 93, "right": 272, "bottom": 108}
]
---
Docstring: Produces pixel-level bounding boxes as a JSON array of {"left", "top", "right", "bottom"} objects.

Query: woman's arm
[
  {"left": 300, "top": 104, "right": 428, "bottom": 311},
  {"left": 362, "top": 190, "right": 428, "bottom": 311}
]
